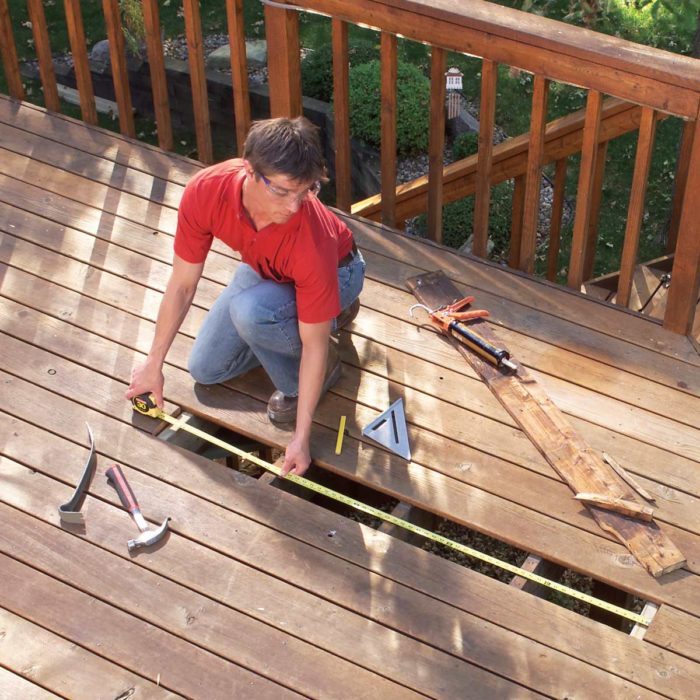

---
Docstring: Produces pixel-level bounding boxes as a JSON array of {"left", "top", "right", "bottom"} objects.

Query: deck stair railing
[{"left": 0, "top": 0, "right": 698, "bottom": 336}]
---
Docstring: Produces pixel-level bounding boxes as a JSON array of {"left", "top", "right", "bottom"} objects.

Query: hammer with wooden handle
[{"left": 106, "top": 464, "right": 170, "bottom": 551}]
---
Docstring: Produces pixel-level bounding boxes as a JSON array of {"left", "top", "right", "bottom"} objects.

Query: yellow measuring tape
[{"left": 133, "top": 395, "right": 650, "bottom": 626}]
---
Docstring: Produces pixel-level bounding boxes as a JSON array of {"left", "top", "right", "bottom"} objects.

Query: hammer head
[{"left": 127, "top": 517, "right": 171, "bottom": 552}]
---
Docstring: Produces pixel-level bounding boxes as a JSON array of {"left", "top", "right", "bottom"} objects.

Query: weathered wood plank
[
  {"left": 0, "top": 607, "right": 178, "bottom": 699},
  {"left": 0, "top": 548, "right": 302, "bottom": 699},
  {"left": 380, "top": 32, "right": 398, "bottom": 228},
  {"left": 472, "top": 58, "right": 497, "bottom": 258},
  {"left": 427, "top": 46, "right": 446, "bottom": 243},
  {"left": 332, "top": 18, "right": 351, "bottom": 212},
  {"left": 1, "top": 373, "right": 694, "bottom": 699},
  {"left": 666, "top": 119, "right": 695, "bottom": 254},
  {"left": 0, "top": 664, "right": 60, "bottom": 700},
  {"left": 407, "top": 270, "right": 686, "bottom": 577},
  {"left": 143, "top": 0, "right": 174, "bottom": 151},
  {"left": 0, "top": 421, "right": 557, "bottom": 699},
  {"left": 27, "top": 0, "right": 60, "bottom": 112}
]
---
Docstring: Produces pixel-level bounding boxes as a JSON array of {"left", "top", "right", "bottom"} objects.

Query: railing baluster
[
  {"left": 332, "top": 18, "right": 351, "bottom": 212},
  {"left": 380, "top": 32, "right": 397, "bottom": 228},
  {"left": 143, "top": 0, "right": 173, "bottom": 151},
  {"left": 183, "top": 0, "right": 213, "bottom": 162},
  {"left": 0, "top": 0, "right": 25, "bottom": 100},
  {"left": 264, "top": 3, "right": 302, "bottom": 117},
  {"left": 546, "top": 157, "right": 568, "bottom": 282},
  {"left": 665, "top": 117, "right": 700, "bottom": 334},
  {"left": 509, "top": 175, "right": 526, "bottom": 268},
  {"left": 582, "top": 140, "right": 608, "bottom": 281},
  {"left": 102, "top": 0, "right": 135, "bottom": 137},
  {"left": 27, "top": 0, "right": 59, "bottom": 111},
  {"left": 427, "top": 46, "right": 447, "bottom": 244},
  {"left": 616, "top": 108, "right": 656, "bottom": 308},
  {"left": 473, "top": 59, "right": 497, "bottom": 258},
  {"left": 666, "top": 118, "right": 695, "bottom": 254},
  {"left": 519, "top": 75, "right": 550, "bottom": 273},
  {"left": 63, "top": 0, "right": 97, "bottom": 125},
  {"left": 226, "top": 0, "right": 251, "bottom": 154},
  {"left": 568, "top": 89, "right": 603, "bottom": 289}
]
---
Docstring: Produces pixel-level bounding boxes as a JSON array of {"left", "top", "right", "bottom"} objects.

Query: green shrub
[
  {"left": 416, "top": 181, "right": 515, "bottom": 257},
  {"left": 348, "top": 59, "right": 431, "bottom": 156},
  {"left": 301, "top": 39, "right": 379, "bottom": 103},
  {"left": 452, "top": 131, "right": 479, "bottom": 160}
]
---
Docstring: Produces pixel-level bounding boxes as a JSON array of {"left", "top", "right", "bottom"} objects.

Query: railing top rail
[{"left": 289, "top": 0, "right": 700, "bottom": 118}]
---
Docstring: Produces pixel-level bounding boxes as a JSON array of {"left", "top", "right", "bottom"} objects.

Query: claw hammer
[{"left": 106, "top": 464, "right": 170, "bottom": 551}]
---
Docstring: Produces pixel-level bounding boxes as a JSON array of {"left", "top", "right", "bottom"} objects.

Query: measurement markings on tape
[{"left": 133, "top": 396, "right": 651, "bottom": 626}]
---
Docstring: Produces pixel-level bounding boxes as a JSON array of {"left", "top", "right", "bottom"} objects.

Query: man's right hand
[{"left": 125, "top": 359, "right": 165, "bottom": 409}]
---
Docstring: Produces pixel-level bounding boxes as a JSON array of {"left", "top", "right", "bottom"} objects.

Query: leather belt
[{"left": 338, "top": 240, "right": 358, "bottom": 268}]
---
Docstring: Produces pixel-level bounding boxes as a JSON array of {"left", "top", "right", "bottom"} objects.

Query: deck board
[{"left": 1, "top": 97, "right": 700, "bottom": 696}]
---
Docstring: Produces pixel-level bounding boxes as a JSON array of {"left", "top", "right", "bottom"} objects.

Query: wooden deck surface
[{"left": 1, "top": 96, "right": 700, "bottom": 698}]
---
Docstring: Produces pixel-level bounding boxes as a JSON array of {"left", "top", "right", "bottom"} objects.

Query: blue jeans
[{"left": 188, "top": 251, "right": 365, "bottom": 396}]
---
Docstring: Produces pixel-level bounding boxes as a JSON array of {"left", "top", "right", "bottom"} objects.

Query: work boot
[
  {"left": 267, "top": 345, "right": 342, "bottom": 425},
  {"left": 333, "top": 298, "right": 360, "bottom": 334}
]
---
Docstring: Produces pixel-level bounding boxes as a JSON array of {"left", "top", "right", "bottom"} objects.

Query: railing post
[
  {"left": 664, "top": 116, "right": 700, "bottom": 335},
  {"left": 427, "top": 47, "right": 447, "bottom": 243},
  {"left": 63, "top": 0, "right": 97, "bottom": 125},
  {"left": 27, "top": 0, "right": 60, "bottom": 112},
  {"left": 666, "top": 118, "right": 696, "bottom": 254},
  {"left": 568, "top": 89, "right": 603, "bottom": 289},
  {"left": 143, "top": 0, "right": 173, "bottom": 151},
  {"left": 183, "top": 0, "right": 213, "bottom": 163},
  {"left": 332, "top": 19, "right": 351, "bottom": 212},
  {"left": 264, "top": 3, "right": 302, "bottom": 117},
  {"left": 519, "top": 75, "right": 550, "bottom": 273},
  {"left": 617, "top": 108, "right": 656, "bottom": 308},
  {"left": 380, "top": 32, "right": 398, "bottom": 229},
  {"left": 102, "top": 0, "right": 135, "bottom": 138},
  {"left": 0, "top": 0, "right": 25, "bottom": 100},
  {"left": 509, "top": 175, "right": 526, "bottom": 268},
  {"left": 473, "top": 59, "right": 497, "bottom": 258},
  {"left": 226, "top": 0, "right": 251, "bottom": 154}
]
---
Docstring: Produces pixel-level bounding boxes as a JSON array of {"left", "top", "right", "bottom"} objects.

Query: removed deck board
[{"left": 408, "top": 270, "right": 686, "bottom": 578}]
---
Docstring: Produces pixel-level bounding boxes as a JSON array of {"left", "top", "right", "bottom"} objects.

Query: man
[{"left": 125, "top": 117, "right": 365, "bottom": 477}]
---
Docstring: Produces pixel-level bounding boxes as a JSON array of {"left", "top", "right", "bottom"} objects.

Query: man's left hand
[{"left": 280, "top": 433, "right": 311, "bottom": 477}]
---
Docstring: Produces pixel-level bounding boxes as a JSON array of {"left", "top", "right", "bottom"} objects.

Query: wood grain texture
[
  {"left": 0, "top": 0, "right": 24, "bottom": 99},
  {"left": 472, "top": 59, "right": 497, "bottom": 257},
  {"left": 380, "top": 32, "right": 398, "bottom": 228},
  {"left": 264, "top": 4, "right": 302, "bottom": 117},
  {"left": 143, "top": 0, "right": 173, "bottom": 151},
  {"left": 226, "top": 0, "right": 251, "bottom": 154},
  {"left": 427, "top": 46, "right": 447, "bottom": 243},
  {"left": 27, "top": 0, "right": 60, "bottom": 112},
  {"left": 63, "top": 0, "right": 97, "bottom": 125},
  {"left": 332, "top": 19, "right": 351, "bottom": 211}
]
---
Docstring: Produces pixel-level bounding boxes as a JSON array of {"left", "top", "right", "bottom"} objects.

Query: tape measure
[{"left": 133, "top": 394, "right": 651, "bottom": 626}]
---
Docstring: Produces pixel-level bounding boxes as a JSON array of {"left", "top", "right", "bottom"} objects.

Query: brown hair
[{"left": 243, "top": 116, "right": 328, "bottom": 184}]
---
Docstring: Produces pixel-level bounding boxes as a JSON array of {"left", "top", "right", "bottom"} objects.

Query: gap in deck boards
[{"left": 158, "top": 413, "right": 647, "bottom": 632}]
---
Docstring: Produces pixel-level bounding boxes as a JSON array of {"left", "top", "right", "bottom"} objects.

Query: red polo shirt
[{"left": 174, "top": 159, "right": 354, "bottom": 323}]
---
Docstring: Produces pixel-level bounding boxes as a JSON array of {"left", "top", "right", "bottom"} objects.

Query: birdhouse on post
[{"left": 445, "top": 67, "right": 464, "bottom": 120}]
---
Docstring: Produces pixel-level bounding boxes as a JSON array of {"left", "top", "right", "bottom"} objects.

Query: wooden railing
[{"left": 0, "top": 0, "right": 698, "bottom": 336}]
